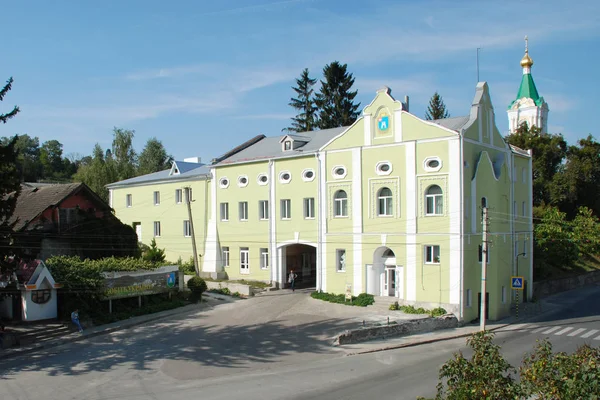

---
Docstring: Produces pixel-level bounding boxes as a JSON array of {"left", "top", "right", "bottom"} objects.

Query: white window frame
[
  {"left": 375, "top": 161, "right": 392, "bottom": 176},
  {"left": 423, "top": 157, "right": 443, "bottom": 172},
  {"left": 333, "top": 190, "right": 348, "bottom": 217},
  {"left": 175, "top": 189, "right": 183, "bottom": 204},
  {"left": 240, "top": 247, "right": 249, "bottom": 274},
  {"left": 239, "top": 201, "right": 248, "bottom": 221},
  {"left": 219, "top": 177, "right": 230, "bottom": 189},
  {"left": 336, "top": 249, "right": 346, "bottom": 272},
  {"left": 183, "top": 220, "right": 191, "bottom": 237},
  {"left": 281, "top": 199, "right": 291, "bottom": 220},
  {"left": 331, "top": 165, "right": 347, "bottom": 179},
  {"left": 304, "top": 197, "right": 315, "bottom": 219},
  {"left": 222, "top": 247, "right": 230, "bottom": 267},
  {"left": 284, "top": 140, "right": 292, "bottom": 151},
  {"left": 259, "top": 200, "right": 269, "bottom": 220},
  {"left": 220, "top": 202, "right": 229, "bottom": 221},
  {"left": 153, "top": 221, "right": 161, "bottom": 237},
  {"left": 425, "top": 185, "right": 443, "bottom": 216},
  {"left": 257, "top": 174, "right": 269, "bottom": 185},
  {"left": 185, "top": 187, "right": 193, "bottom": 203},
  {"left": 302, "top": 168, "right": 316, "bottom": 182},
  {"left": 153, "top": 191, "right": 160, "bottom": 206},
  {"left": 126, "top": 194, "right": 132, "bottom": 208},
  {"left": 260, "top": 248, "right": 269, "bottom": 269},
  {"left": 424, "top": 245, "right": 440, "bottom": 264},
  {"left": 279, "top": 171, "right": 292, "bottom": 184},
  {"left": 238, "top": 175, "right": 249, "bottom": 188},
  {"left": 377, "top": 187, "right": 393, "bottom": 217}
]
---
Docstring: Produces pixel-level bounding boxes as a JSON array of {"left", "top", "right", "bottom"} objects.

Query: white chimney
[{"left": 184, "top": 157, "right": 201, "bottom": 164}]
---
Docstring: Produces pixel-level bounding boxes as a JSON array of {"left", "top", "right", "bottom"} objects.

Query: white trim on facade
[
  {"left": 202, "top": 168, "right": 220, "bottom": 272},
  {"left": 448, "top": 138, "right": 461, "bottom": 305},
  {"left": 318, "top": 151, "right": 328, "bottom": 292},
  {"left": 394, "top": 109, "right": 403, "bottom": 142},
  {"left": 269, "top": 160, "right": 278, "bottom": 284},
  {"left": 352, "top": 147, "right": 363, "bottom": 295},
  {"left": 364, "top": 114, "right": 372, "bottom": 146},
  {"left": 405, "top": 141, "right": 417, "bottom": 301}
]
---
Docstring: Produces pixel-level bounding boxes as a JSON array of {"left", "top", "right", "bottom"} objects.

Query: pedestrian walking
[
  {"left": 288, "top": 269, "right": 298, "bottom": 292},
  {"left": 71, "top": 309, "right": 83, "bottom": 333}
]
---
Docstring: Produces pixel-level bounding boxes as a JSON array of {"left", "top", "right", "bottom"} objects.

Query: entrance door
[
  {"left": 388, "top": 268, "right": 396, "bottom": 297},
  {"left": 133, "top": 222, "right": 142, "bottom": 242}
]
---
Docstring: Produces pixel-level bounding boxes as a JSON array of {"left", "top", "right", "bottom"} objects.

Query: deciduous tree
[{"left": 138, "top": 137, "right": 172, "bottom": 175}]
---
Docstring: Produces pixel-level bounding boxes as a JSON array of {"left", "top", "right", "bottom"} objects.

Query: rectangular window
[
  {"left": 478, "top": 244, "right": 490, "bottom": 263},
  {"left": 281, "top": 199, "right": 291, "bottom": 220},
  {"left": 239, "top": 201, "right": 248, "bottom": 221},
  {"left": 153, "top": 191, "right": 160, "bottom": 206},
  {"left": 126, "top": 194, "right": 132, "bottom": 208},
  {"left": 336, "top": 249, "right": 346, "bottom": 272},
  {"left": 513, "top": 201, "right": 517, "bottom": 217},
  {"left": 466, "top": 289, "right": 472, "bottom": 307},
  {"left": 220, "top": 202, "right": 229, "bottom": 221},
  {"left": 522, "top": 201, "right": 526, "bottom": 217},
  {"left": 523, "top": 240, "right": 528, "bottom": 257},
  {"left": 240, "top": 247, "right": 249, "bottom": 274},
  {"left": 222, "top": 246, "right": 230, "bottom": 267},
  {"left": 153, "top": 221, "right": 161, "bottom": 237},
  {"left": 465, "top": 198, "right": 469, "bottom": 220},
  {"left": 502, "top": 286, "right": 506, "bottom": 304},
  {"left": 259, "top": 200, "right": 269, "bottom": 220},
  {"left": 304, "top": 198, "right": 315, "bottom": 219},
  {"left": 260, "top": 248, "right": 269, "bottom": 269},
  {"left": 425, "top": 245, "right": 441, "bottom": 264},
  {"left": 183, "top": 220, "right": 191, "bottom": 237},
  {"left": 175, "top": 189, "right": 183, "bottom": 204},
  {"left": 185, "top": 188, "right": 193, "bottom": 203}
]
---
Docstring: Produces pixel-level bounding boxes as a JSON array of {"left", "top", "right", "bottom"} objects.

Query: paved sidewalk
[{"left": 0, "top": 297, "right": 220, "bottom": 361}]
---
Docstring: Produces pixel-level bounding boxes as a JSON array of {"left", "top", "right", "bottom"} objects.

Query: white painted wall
[{"left": 21, "top": 289, "right": 58, "bottom": 321}]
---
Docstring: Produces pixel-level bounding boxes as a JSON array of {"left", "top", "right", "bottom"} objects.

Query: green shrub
[
  {"left": 187, "top": 276, "right": 207, "bottom": 303},
  {"left": 231, "top": 291, "right": 241, "bottom": 298},
  {"left": 430, "top": 307, "right": 447, "bottom": 317},
  {"left": 142, "top": 238, "right": 166, "bottom": 263},
  {"left": 389, "top": 301, "right": 400, "bottom": 311},
  {"left": 178, "top": 256, "right": 196, "bottom": 275},
  {"left": 208, "top": 287, "right": 231, "bottom": 296},
  {"left": 310, "top": 291, "right": 374, "bottom": 307}
]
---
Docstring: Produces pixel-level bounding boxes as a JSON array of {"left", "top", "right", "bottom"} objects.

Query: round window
[
  {"left": 221, "top": 179, "right": 228, "bottom": 186},
  {"left": 282, "top": 173, "right": 290, "bottom": 180},
  {"left": 259, "top": 175, "right": 268, "bottom": 183},
  {"left": 379, "top": 164, "right": 390, "bottom": 172},
  {"left": 305, "top": 170, "right": 314, "bottom": 179},
  {"left": 427, "top": 160, "right": 440, "bottom": 168},
  {"left": 335, "top": 168, "right": 345, "bottom": 176},
  {"left": 240, "top": 177, "right": 248, "bottom": 184}
]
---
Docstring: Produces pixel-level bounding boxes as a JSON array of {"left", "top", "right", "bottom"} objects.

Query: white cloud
[{"left": 543, "top": 94, "right": 575, "bottom": 113}]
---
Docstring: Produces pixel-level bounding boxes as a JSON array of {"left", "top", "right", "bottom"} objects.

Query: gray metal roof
[
  {"left": 215, "top": 126, "right": 348, "bottom": 165},
  {"left": 282, "top": 134, "right": 311, "bottom": 142},
  {"left": 106, "top": 162, "right": 210, "bottom": 188},
  {"left": 431, "top": 115, "right": 470, "bottom": 132}
]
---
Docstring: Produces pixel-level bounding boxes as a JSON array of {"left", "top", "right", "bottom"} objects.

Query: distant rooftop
[
  {"left": 106, "top": 161, "right": 210, "bottom": 188},
  {"left": 431, "top": 115, "right": 470, "bottom": 132}
]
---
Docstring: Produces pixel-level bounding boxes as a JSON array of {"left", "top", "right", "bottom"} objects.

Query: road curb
[{"left": 0, "top": 301, "right": 212, "bottom": 361}]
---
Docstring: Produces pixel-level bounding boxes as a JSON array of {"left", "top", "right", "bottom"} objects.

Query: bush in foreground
[{"left": 187, "top": 276, "right": 207, "bottom": 303}]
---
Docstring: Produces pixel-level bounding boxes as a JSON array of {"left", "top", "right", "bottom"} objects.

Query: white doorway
[{"left": 133, "top": 222, "right": 142, "bottom": 242}]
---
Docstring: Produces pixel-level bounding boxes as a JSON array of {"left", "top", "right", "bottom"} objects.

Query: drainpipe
[
  {"left": 268, "top": 159, "right": 275, "bottom": 287},
  {"left": 315, "top": 152, "right": 322, "bottom": 292},
  {"left": 458, "top": 134, "right": 464, "bottom": 321}
]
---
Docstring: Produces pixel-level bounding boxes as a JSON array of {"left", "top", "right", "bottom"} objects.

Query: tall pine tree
[
  {"left": 284, "top": 68, "right": 318, "bottom": 132},
  {"left": 0, "top": 77, "right": 20, "bottom": 124},
  {"left": 315, "top": 61, "right": 360, "bottom": 129},
  {"left": 425, "top": 92, "right": 450, "bottom": 120}
]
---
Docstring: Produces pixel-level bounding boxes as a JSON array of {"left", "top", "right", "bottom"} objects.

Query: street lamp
[{"left": 516, "top": 252, "right": 526, "bottom": 276}]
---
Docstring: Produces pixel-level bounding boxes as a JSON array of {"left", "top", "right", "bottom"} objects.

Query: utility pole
[
  {"left": 476, "top": 48, "right": 481, "bottom": 83},
  {"left": 480, "top": 206, "right": 489, "bottom": 331},
  {"left": 185, "top": 187, "right": 200, "bottom": 276}
]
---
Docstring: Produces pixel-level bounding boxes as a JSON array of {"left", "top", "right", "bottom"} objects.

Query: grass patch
[{"left": 310, "top": 291, "right": 374, "bottom": 307}]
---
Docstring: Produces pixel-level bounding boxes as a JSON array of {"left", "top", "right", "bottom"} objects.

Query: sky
[{"left": 2, "top": 0, "right": 599, "bottom": 162}]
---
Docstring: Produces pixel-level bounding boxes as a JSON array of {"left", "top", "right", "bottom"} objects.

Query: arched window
[
  {"left": 333, "top": 190, "right": 348, "bottom": 217},
  {"left": 378, "top": 187, "right": 393, "bottom": 216},
  {"left": 425, "top": 185, "right": 443, "bottom": 215}
]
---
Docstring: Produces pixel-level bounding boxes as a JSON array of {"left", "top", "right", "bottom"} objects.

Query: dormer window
[
  {"left": 284, "top": 141, "right": 292, "bottom": 151},
  {"left": 280, "top": 134, "right": 310, "bottom": 152}
]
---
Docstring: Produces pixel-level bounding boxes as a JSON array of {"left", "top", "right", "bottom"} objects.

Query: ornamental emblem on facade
[{"left": 377, "top": 113, "right": 389, "bottom": 132}]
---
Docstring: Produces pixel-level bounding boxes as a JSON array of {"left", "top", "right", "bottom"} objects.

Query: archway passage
[
  {"left": 368, "top": 247, "right": 400, "bottom": 297},
  {"left": 284, "top": 244, "right": 316, "bottom": 289}
]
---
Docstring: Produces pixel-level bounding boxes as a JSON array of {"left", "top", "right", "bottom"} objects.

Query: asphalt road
[{"left": 1, "top": 285, "right": 599, "bottom": 400}]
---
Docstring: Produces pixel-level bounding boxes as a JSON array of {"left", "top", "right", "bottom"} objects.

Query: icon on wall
[{"left": 378, "top": 113, "right": 389, "bottom": 132}]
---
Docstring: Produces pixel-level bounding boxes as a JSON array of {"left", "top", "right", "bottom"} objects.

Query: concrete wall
[
  {"left": 183, "top": 275, "right": 253, "bottom": 296},
  {"left": 533, "top": 270, "right": 600, "bottom": 300}
]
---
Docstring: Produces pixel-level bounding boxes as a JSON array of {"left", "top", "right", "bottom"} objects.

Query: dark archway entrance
[{"left": 283, "top": 244, "right": 316, "bottom": 289}]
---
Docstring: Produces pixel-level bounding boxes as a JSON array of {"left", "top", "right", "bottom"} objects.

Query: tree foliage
[
  {"left": 315, "top": 61, "right": 360, "bottom": 129},
  {"left": 138, "top": 137, "right": 172, "bottom": 175},
  {"left": 74, "top": 143, "right": 118, "bottom": 202},
  {"left": 111, "top": 127, "right": 137, "bottom": 181},
  {"left": 284, "top": 68, "right": 319, "bottom": 133},
  {"left": 423, "top": 331, "right": 600, "bottom": 400},
  {"left": 0, "top": 77, "right": 20, "bottom": 124},
  {"left": 424, "top": 92, "right": 450, "bottom": 120},
  {"left": 142, "top": 238, "right": 166, "bottom": 263}
]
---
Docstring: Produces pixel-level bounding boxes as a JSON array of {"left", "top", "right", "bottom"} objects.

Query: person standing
[
  {"left": 71, "top": 309, "right": 83, "bottom": 333},
  {"left": 288, "top": 269, "right": 298, "bottom": 292}
]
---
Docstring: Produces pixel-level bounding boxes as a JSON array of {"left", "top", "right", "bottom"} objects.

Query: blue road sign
[{"left": 511, "top": 276, "right": 524, "bottom": 290}]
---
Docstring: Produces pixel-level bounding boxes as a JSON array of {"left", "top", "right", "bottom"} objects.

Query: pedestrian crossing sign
[{"left": 511, "top": 276, "right": 524, "bottom": 290}]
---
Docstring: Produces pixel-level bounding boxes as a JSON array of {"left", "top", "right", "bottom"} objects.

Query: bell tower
[{"left": 507, "top": 36, "right": 549, "bottom": 133}]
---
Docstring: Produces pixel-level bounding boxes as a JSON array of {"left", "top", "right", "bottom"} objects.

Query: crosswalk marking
[
  {"left": 531, "top": 326, "right": 548, "bottom": 333},
  {"left": 542, "top": 326, "right": 562, "bottom": 334},
  {"left": 519, "top": 324, "right": 538, "bottom": 332},
  {"left": 568, "top": 328, "right": 587, "bottom": 337},
  {"left": 581, "top": 329, "right": 599, "bottom": 338},
  {"left": 555, "top": 327, "right": 573, "bottom": 335},
  {"left": 594, "top": 335, "right": 600, "bottom": 341}
]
